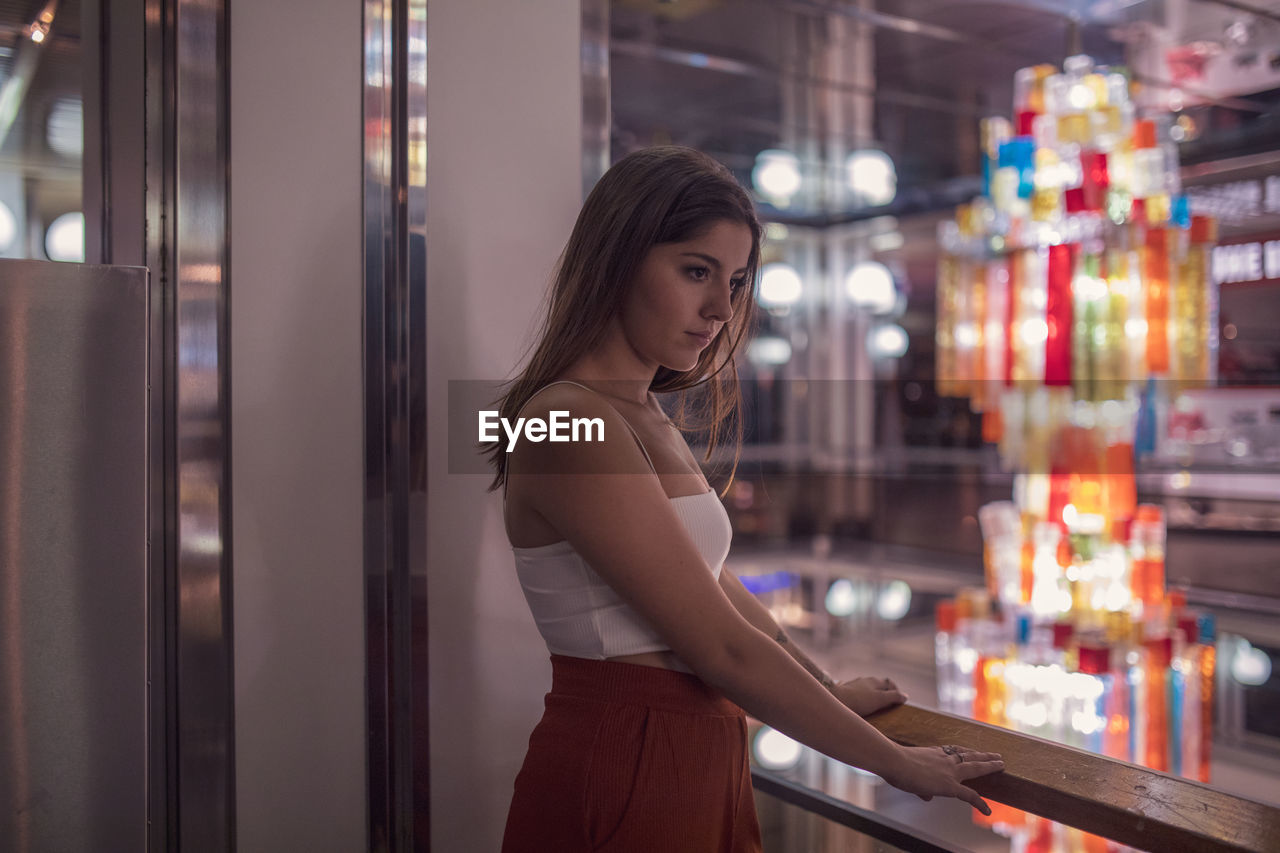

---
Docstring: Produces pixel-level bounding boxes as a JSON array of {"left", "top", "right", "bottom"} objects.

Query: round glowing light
[
  {"left": 1019, "top": 318, "right": 1049, "bottom": 346},
  {"left": 0, "top": 201, "right": 16, "bottom": 252},
  {"left": 875, "top": 580, "right": 912, "bottom": 621},
  {"left": 46, "top": 98, "right": 83, "bottom": 158},
  {"left": 845, "top": 149, "right": 897, "bottom": 207},
  {"left": 1071, "top": 710, "right": 1104, "bottom": 735},
  {"left": 45, "top": 212, "right": 84, "bottom": 262},
  {"left": 825, "top": 578, "right": 859, "bottom": 617},
  {"left": 754, "top": 726, "right": 803, "bottom": 770},
  {"left": 867, "top": 323, "right": 909, "bottom": 360},
  {"left": 1075, "top": 275, "right": 1107, "bottom": 302},
  {"left": 1100, "top": 399, "right": 1127, "bottom": 423},
  {"left": 844, "top": 261, "right": 896, "bottom": 313},
  {"left": 1067, "top": 83, "right": 1095, "bottom": 111},
  {"left": 954, "top": 322, "right": 978, "bottom": 349},
  {"left": 1103, "top": 582, "right": 1131, "bottom": 612},
  {"left": 752, "top": 149, "right": 801, "bottom": 203},
  {"left": 746, "top": 336, "right": 792, "bottom": 367},
  {"left": 1231, "top": 642, "right": 1272, "bottom": 687},
  {"left": 758, "top": 262, "right": 802, "bottom": 308}
]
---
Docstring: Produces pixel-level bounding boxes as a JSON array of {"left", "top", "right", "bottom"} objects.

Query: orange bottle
[
  {"left": 1103, "top": 440, "right": 1136, "bottom": 522},
  {"left": 1130, "top": 504, "right": 1166, "bottom": 611},
  {"left": 1198, "top": 613, "right": 1216, "bottom": 784},
  {"left": 1143, "top": 634, "right": 1173, "bottom": 772},
  {"left": 1143, "top": 228, "right": 1170, "bottom": 374}
]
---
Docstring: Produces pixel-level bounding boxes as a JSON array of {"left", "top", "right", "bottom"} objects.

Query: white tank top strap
[{"left": 517, "top": 379, "right": 660, "bottom": 475}]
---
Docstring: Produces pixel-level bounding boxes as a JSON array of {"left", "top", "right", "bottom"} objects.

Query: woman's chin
[{"left": 663, "top": 355, "right": 701, "bottom": 373}]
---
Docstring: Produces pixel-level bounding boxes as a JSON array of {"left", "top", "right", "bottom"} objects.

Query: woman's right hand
[{"left": 881, "top": 744, "right": 1005, "bottom": 815}]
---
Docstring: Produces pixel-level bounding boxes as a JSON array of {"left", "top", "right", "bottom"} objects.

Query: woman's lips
[{"left": 687, "top": 331, "right": 712, "bottom": 348}]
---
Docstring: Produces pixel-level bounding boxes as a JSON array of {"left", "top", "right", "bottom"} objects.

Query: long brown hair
[{"left": 485, "top": 146, "right": 763, "bottom": 494}]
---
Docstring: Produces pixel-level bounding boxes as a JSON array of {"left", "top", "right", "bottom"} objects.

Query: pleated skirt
[{"left": 501, "top": 654, "right": 764, "bottom": 853}]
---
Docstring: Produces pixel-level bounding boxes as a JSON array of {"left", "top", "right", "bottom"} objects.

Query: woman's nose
[{"left": 705, "top": 277, "right": 734, "bottom": 322}]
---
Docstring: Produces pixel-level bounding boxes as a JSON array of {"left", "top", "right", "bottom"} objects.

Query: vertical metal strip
[
  {"left": 142, "top": 1, "right": 178, "bottom": 848},
  {"left": 363, "top": 1, "right": 391, "bottom": 845},
  {"left": 364, "top": 0, "right": 427, "bottom": 849},
  {"left": 82, "top": 0, "right": 104, "bottom": 264},
  {"left": 365, "top": 0, "right": 428, "bottom": 846},
  {"left": 406, "top": 1, "right": 430, "bottom": 849},
  {"left": 388, "top": 0, "right": 413, "bottom": 846},
  {"left": 164, "top": 0, "right": 235, "bottom": 847},
  {"left": 581, "top": 0, "right": 610, "bottom": 196}
]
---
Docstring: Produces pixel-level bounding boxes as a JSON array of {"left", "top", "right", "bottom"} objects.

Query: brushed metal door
[{"left": 0, "top": 258, "right": 149, "bottom": 852}]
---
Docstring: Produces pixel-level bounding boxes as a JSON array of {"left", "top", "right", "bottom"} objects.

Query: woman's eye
[
  {"left": 730, "top": 278, "right": 747, "bottom": 293},
  {"left": 686, "top": 266, "right": 711, "bottom": 281}
]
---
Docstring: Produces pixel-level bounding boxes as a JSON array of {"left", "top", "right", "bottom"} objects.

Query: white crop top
[{"left": 507, "top": 381, "right": 733, "bottom": 659}]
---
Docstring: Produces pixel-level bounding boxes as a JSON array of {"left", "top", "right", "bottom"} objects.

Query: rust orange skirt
[{"left": 501, "top": 654, "right": 763, "bottom": 853}]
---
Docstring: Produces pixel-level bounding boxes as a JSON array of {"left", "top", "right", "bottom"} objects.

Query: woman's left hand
[{"left": 831, "top": 676, "right": 908, "bottom": 717}]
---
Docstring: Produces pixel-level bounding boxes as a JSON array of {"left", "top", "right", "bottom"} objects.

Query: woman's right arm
[{"left": 508, "top": 388, "right": 1004, "bottom": 812}]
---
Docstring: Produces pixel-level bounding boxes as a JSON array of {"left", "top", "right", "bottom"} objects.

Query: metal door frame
[{"left": 84, "top": 0, "right": 233, "bottom": 849}]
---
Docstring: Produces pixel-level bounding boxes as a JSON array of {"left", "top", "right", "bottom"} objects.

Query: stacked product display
[{"left": 933, "top": 55, "right": 1219, "bottom": 851}]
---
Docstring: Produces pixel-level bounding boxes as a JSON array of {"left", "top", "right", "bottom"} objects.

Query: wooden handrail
[
  {"left": 864, "top": 704, "right": 1280, "bottom": 853},
  {"left": 750, "top": 766, "right": 968, "bottom": 853}
]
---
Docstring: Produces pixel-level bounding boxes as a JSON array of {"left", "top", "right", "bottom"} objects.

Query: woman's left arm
[{"left": 717, "top": 566, "right": 908, "bottom": 717}]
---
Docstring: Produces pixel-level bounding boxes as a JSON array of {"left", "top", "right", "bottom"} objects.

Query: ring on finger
[{"left": 940, "top": 745, "right": 957, "bottom": 755}]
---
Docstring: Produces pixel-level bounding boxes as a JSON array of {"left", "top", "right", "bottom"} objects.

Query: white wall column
[
  {"left": 426, "top": 1, "right": 584, "bottom": 849},
  {"left": 230, "top": 1, "right": 366, "bottom": 849}
]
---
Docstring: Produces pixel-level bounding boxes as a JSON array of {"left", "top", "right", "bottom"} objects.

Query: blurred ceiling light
[
  {"left": 825, "top": 578, "right": 863, "bottom": 618},
  {"left": 747, "top": 335, "right": 792, "bottom": 367},
  {"left": 875, "top": 580, "right": 913, "bottom": 621},
  {"left": 753, "top": 726, "right": 803, "bottom": 770},
  {"left": 1231, "top": 640, "right": 1272, "bottom": 687},
  {"left": 752, "top": 149, "right": 801, "bottom": 204},
  {"left": 27, "top": 0, "right": 56, "bottom": 43},
  {"left": 845, "top": 149, "right": 897, "bottom": 207},
  {"left": 46, "top": 98, "right": 82, "bottom": 158},
  {"left": 844, "top": 261, "right": 897, "bottom": 313},
  {"left": 45, "top": 211, "right": 84, "bottom": 262},
  {"left": 868, "top": 323, "right": 909, "bottom": 360},
  {"left": 1225, "top": 18, "right": 1254, "bottom": 47},
  {"left": 758, "top": 262, "right": 802, "bottom": 308},
  {"left": 0, "top": 201, "right": 15, "bottom": 252}
]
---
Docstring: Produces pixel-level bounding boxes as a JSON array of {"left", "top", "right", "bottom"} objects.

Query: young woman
[{"left": 488, "top": 147, "right": 1003, "bottom": 852}]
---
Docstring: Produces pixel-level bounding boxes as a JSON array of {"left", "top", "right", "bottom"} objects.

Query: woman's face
[{"left": 616, "top": 219, "right": 754, "bottom": 374}]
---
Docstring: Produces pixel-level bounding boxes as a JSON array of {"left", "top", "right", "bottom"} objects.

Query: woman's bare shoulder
[{"left": 507, "top": 382, "right": 650, "bottom": 480}]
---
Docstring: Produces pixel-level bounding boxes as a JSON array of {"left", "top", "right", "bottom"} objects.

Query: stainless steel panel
[
  {"left": 142, "top": 3, "right": 179, "bottom": 846},
  {"left": 0, "top": 258, "right": 149, "bottom": 853},
  {"left": 171, "top": 0, "right": 234, "bottom": 849},
  {"left": 364, "top": 0, "right": 427, "bottom": 848}
]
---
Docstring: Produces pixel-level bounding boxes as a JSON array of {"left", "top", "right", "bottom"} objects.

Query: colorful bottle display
[{"left": 935, "top": 55, "right": 1221, "bottom": 853}]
